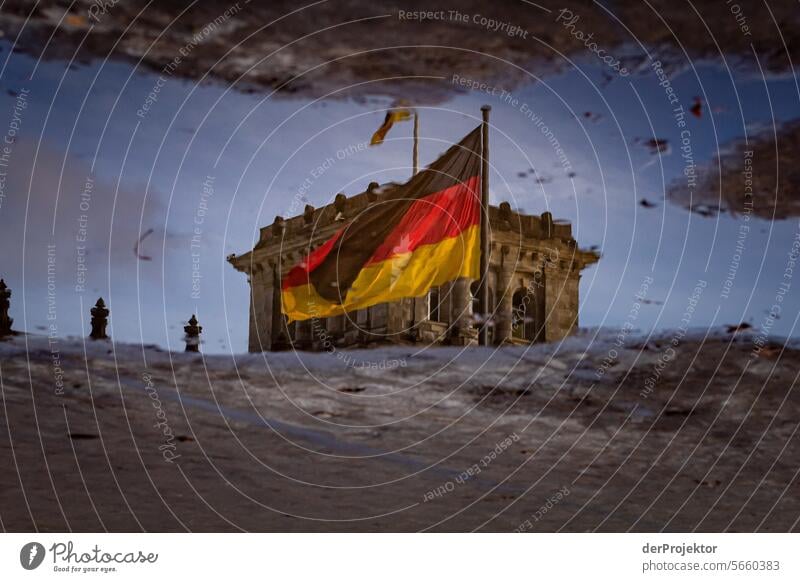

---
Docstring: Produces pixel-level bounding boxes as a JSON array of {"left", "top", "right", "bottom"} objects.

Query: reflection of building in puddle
[{"left": 229, "top": 187, "right": 599, "bottom": 352}]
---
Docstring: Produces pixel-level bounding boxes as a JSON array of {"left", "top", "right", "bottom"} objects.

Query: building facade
[{"left": 228, "top": 185, "right": 599, "bottom": 352}]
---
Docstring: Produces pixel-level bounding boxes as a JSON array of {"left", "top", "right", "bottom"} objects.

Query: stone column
[
  {"left": 386, "top": 300, "right": 407, "bottom": 342},
  {"left": 494, "top": 246, "right": 514, "bottom": 344},
  {"left": 271, "top": 261, "right": 292, "bottom": 351},
  {"left": 451, "top": 278, "right": 472, "bottom": 344},
  {"left": 294, "top": 319, "right": 313, "bottom": 350},
  {"left": 355, "top": 308, "right": 370, "bottom": 346},
  {"left": 248, "top": 266, "right": 274, "bottom": 352},
  {"left": 563, "top": 270, "right": 581, "bottom": 336},
  {"left": 246, "top": 269, "right": 258, "bottom": 352},
  {"left": 544, "top": 261, "right": 570, "bottom": 341},
  {"left": 323, "top": 313, "right": 343, "bottom": 349}
]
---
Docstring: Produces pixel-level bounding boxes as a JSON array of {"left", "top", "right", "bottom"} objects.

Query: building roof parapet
[{"left": 230, "top": 183, "right": 594, "bottom": 270}]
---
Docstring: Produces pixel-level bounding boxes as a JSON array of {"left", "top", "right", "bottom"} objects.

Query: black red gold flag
[
  {"left": 282, "top": 127, "right": 482, "bottom": 321},
  {"left": 370, "top": 108, "right": 413, "bottom": 145}
]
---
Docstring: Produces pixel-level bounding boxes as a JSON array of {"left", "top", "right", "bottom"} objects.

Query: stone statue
[
  {"left": 0, "top": 279, "right": 13, "bottom": 338},
  {"left": 184, "top": 314, "right": 202, "bottom": 352},
  {"left": 90, "top": 298, "right": 110, "bottom": 340}
]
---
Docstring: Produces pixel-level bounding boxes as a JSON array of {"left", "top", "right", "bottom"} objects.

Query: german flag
[
  {"left": 370, "top": 107, "right": 413, "bottom": 145},
  {"left": 282, "top": 127, "right": 482, "bottom": 322}
]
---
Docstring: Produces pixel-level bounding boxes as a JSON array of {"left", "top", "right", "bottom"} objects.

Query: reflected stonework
[{"left": 228, "top": 190, "right": 599, "bottom": 352}]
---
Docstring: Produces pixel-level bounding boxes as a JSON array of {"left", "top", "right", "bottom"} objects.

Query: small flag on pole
[{"left": 370, "top": 105, "right": 413, "bottom": 145}]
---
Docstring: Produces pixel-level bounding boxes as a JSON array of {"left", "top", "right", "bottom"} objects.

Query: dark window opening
[
  {"left": 428, "top": 288, "right": 442, "bottom": 322},
  {"left": 512, "top": 289, "right": 528, "bottom": 340}
]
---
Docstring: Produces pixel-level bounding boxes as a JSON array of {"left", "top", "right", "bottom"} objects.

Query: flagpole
[
  {"left": 409, "top": 110, "right": 420, "bottom": 327},
  {"left": 478, "top": 105, "right": 491, "bottom": 346},
  {"left": 412, "top": 111, "right": 419, "bottom": 175}
]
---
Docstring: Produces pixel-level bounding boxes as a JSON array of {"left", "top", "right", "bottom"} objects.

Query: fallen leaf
[
  {"left": 690, "top": 96, "right": 703, "bottom": 118},
  {"left": 65, "top": 14, "right": 86, "bottom": 27}
]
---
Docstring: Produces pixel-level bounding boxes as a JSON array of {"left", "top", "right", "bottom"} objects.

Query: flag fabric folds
[
  {"left": 282, "top": 127, "right": 483, "bottom": 322},
  {"left": 370, "top": 108, "right": 413, "bottom": 145}
]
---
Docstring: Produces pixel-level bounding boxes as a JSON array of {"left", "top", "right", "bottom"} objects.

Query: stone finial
[
  {"left": 499, "top": 201, "right": 512, "bottom": 221},
  {"left": 366, "top": 182, "right": 379, "bottom": 202},
  {"left": 303, "top": 204, "right": 315, "bottom": 225},
  {"left": 90, "top": 298, "right": 109, "bottom": 340},
  {"left": 334, "top": 193, "right": 347, "bottom": 221},
  {"left": 184, "top": 314, "right": 202, "bottom": 352},
  {"left": 497, "top": 201, "right": 513, "bottom": 231},
  {"left": 540, "top": 211, "right": 553, "bottom": 238},
  {"left": 0, "top": 279, "right": 13, "bottom": 337},
  {"left": 273, "top": 215, "right": 286, "bottom": 236}
]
